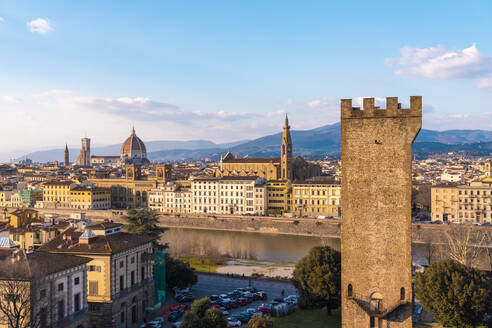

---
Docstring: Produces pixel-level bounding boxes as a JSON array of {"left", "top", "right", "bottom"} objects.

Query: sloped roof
[
  {"left": 39, "top": 228, "right": 155, "bottom": 255},
  {"left": 0, "top": 249, "right": 91, "bottom": 280},
  {"left": 222, "top": 157, "right": 280, "bottom": 164}
]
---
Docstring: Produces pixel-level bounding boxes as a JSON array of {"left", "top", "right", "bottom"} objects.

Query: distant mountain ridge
[
  {"left": 15, "top": 139, "right": 249, "bottom": 163},
  {"left": 13, "top": 123, "right": 492, "bottom": 163}
]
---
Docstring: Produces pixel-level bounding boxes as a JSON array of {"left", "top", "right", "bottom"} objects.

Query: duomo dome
[{"left": 120, "top": 127, "right": 149, "bottom": 164}]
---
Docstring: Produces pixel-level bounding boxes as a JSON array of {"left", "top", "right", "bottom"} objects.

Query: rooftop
[
  {"left": 39, "top": 228, "right": 155, "bottom": 255},
  {"left": 0, "top": 249, "right": 91, "bottom": 280},
  {"left": 222, "top": 157, "right": 281, "bottom": 164}
]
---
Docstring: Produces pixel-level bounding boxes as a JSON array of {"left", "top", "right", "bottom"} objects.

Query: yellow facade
[
  {"left": 86, "top": 255, "right": 112, "bottom": 303},
  {"left": 70, "top": 186, "right": 111, "bottom": 209},
  {"left": 431, "top": 182, "right": 492, "bottom": 223},
  {"left": 292, "top": 182, "right": 341, "bottom": 217},
  {"left": 42, "top": 180, "right": 73, "bottom": 208},
  {"left": 266, "top": 180, "right": 291, "bottom": 214},
  {"left": 9, "top": 226, "right": 58, "bottom": 249},
  {"left": 9, "top": 208, "right": 40, "bottom": 228}
]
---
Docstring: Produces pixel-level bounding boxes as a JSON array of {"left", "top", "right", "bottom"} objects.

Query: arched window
[
  {"left": 347, "top": 284, "right": 353, "bottom": 297},
  {"left": 400, "top": 287, "right": 405, "bottom": 301}
]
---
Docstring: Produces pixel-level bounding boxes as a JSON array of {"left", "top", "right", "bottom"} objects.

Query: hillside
[{"left": 14, "top": 123, "right": 492, "bottom": 162}]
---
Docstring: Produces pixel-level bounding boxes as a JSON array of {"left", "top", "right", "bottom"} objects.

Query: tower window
[
  {"left": 347, "top": 284, "right": 353, "bottom": 297},
  {"left": 370, "top": 317, "right": 375, "bottom": 328},
  {"left": 400, "top": 287, "right": 405, "bottom": 301}
]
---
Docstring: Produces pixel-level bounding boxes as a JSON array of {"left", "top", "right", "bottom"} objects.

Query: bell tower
[
  {"left": 281, "top": 114, "right": 292, "bottom": 180},
  {"left": 155, "top": 164, "right": 171, "bottom": 183},
  {"left": 341, "top": 97, "right": 422, "bottom": 328},
  {"left": 64, "top": 144, "right": 69, "bottom": 166}
]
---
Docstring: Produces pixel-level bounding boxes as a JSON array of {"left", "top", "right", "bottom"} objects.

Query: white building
[
  {"left": 440, "top": 171, "right": 464, "bottom": 183},
  {"left": 192, "top": 176, "right": 266, "bottom": 215}
]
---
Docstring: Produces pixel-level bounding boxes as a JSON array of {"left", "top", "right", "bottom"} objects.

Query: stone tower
[
  {"left": 80, "top": 137, "right": 91, "bottom": 167},
  {"left": 64, "top": 144, "right": 69, "bottom": 166},
  {"left": 341, "top": 97, "right": 422, "bottom": 328},
  {"left": 281, "top": 114, "right": 292, "bottom": 180}
]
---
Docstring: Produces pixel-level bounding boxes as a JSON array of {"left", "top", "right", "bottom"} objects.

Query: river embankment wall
[{"left": 11, "top": 208, "right": 492, "bottom": 245}]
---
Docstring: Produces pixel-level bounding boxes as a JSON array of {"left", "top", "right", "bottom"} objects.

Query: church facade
[{"left": 217, "top": 116, "right": 321, "bottom": 181}]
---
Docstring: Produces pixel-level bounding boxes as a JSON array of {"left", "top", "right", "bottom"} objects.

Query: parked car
[
  {"left": 144, "top": 320, "right": 162, "bottom": 328},
  {"left": 168, "top": 311, "right": 182, "bottom": 322},
  {"left": 178, "top": 304, "right": 190, "bottom": 312},
  {"left": 153, "top": 317, "right": 165, "bottom": 324},
  {"left": 236, "top": 297, "right": 248, "bottom": 306},
  {"left": 219, "top": 307, "right": 229, "bottom": 315},
  {"left": 256, "top": 291, "right": 267, "bottom": 300},
  {"left": 177, "top": 294, "right": 195, "bottom": 303},
  {"left": 227, "top": 319, "right": 242, "bottom": 327},
  {"left": 258, "top": 305, "right": 272, "bottom": 315},
  {"left": 236, "top": 313, "right": 252, "bottom": 323}
]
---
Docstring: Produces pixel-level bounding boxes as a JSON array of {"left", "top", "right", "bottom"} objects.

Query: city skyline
[{"left": 1, "top": 1, "right": 492, "bottom": 154}]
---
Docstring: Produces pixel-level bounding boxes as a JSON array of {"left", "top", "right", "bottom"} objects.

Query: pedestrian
[{"left": 281, "top": 289, "right": 285, "bottom": 298}]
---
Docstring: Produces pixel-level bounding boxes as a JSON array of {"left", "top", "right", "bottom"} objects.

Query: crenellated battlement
[{"left": 341, "top": 96, "right": 422, "bottom": 119}]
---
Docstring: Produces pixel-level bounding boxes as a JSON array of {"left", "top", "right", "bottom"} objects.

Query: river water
[{"left": 161, "top": 227, "right": 492, "bottom": 270}]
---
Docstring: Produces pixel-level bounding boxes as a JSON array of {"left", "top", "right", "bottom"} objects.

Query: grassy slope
[
  {"left": 180, "top": 257, "right": 220, "bottom": 272},
  {"left": 272, "top": 307, "right": 341, "bottom": 328}
]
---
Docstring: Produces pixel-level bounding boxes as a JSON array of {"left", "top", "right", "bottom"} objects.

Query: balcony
[{"left": 347, "top": 293, "right": 408, "bottom": 318}]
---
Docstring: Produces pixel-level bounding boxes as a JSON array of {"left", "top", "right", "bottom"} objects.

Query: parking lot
[
  {"left": 193, "top": 273, "right": 297, "bottom": 314},
  {"left": 161, "top": 273, "right": 297, "bottom": 327}
]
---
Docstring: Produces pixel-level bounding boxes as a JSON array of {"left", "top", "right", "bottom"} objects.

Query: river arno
[{"left": 161, "top": 227, "right": 492, "bottom": 270}]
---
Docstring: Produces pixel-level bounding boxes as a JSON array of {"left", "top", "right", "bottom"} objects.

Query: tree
[
  {"left": 190, "top": 297, "right": 211, "bottom": 318},
  {"left": 421, "top": 234, "right": 440, "bottom": 266},
  {"left": 204, "top": 307, "right": 227, "bottom": 328},
  {"left": 293, "top": 246, "right": 341, "bottom": 315},
  {"left": 247, "top": 314, "right": 273, "bottom": 328},
  {"left": 179, "top": 297, "right": 227, "bottom": 328},
  {"left": 0, "top": 279, "right": 38, "bottom": 328},
  {"left": 166, "top": 254, "right": 197, "bottom": 289},
  {"left": 122, "top": 208, "right": 167, "bottom": 240},
  {"left": 443, "top": 225, "right": 487, "bottom": 268},
  {"left": 415, "top": 259, "right": 492, "bottom": 327}
]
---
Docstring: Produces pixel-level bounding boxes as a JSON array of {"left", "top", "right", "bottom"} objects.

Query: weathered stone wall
[
  {"left": 8, "top": 207, "right": 491, "bottom": 245},
  {"left": 155, "top": 214, "right": 341, "bottom": 237},
  {"left": 341, "top": 97, "right": 422, "bottom": 328}
]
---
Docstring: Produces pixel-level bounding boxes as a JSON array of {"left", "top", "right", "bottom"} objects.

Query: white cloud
[
  {"left": 0, "top": 17, "right": 4, "bottom": 23},
  {"left": 306, "top": 97, "right": 338, "bottom": 110},
  {"left": 265, "top": 109, "right": 285, "bottom": 118},
  {"left": 27, "top": 18, "right": 53, "bottom": 34},
  {"left": 425, "top": 111, "right": 492, "bottom": 130},
  {"left": 73, "top": 96, "right": 261, "bottom": 123},
  {"left": 1, "top": 96, "right": 22, "bottom": 103},
  {"left": 388, "top": 43, "right": 492, "bottom": 91}
]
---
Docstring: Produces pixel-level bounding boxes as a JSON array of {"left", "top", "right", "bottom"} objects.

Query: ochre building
[
  {"left": 217, "top": 116, "right": 321, "bottom": 181},
  {"left": 431, "top": 181, "right": 492, "bottom": 223},
  {"left": 291, "top": 181, "right": 340, "bottom": 217},
  {"left": 89, "top": 164, "right": 171, "bottom": 209},
  {"left": 40, "top": 222, "right": 155, "bottom": 328}
]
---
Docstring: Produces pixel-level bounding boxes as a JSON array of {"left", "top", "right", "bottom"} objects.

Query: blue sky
[{"left": 1, "top": 1, "right": 491, "bottom": 157}]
